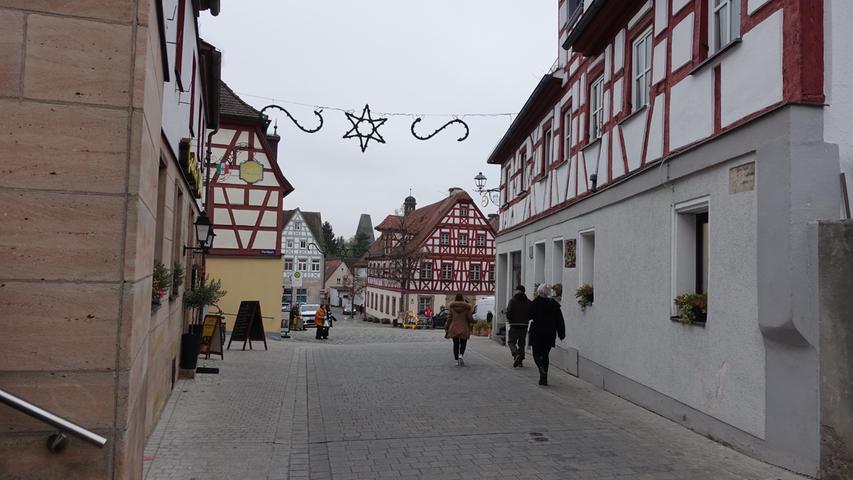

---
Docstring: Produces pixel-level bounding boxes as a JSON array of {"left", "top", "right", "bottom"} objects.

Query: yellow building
[{"left": 205, "top": 83, "right": 294, "bottom": 335}]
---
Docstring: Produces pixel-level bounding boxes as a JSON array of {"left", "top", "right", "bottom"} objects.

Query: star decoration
[{"left": 343, "top": 104, "right": 387, "bottom": 153}]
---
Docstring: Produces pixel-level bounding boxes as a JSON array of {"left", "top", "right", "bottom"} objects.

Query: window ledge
[
  {"left": 581, "top": 137, "right": 602, "bottom": 153},
  {"left": 670, "top": 316, "right": 707, "bottom": 327},
  {"left": 618, "top": 104, "right": 648, "bottom": 126},
  {"left": 689, "top": 38, "right": 742, "bottom": 76},
  {"left": 551, "top": 159, "right": 569, "bottom": 169}
]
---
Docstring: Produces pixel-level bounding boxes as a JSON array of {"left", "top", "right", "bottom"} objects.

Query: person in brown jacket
[{"left": 444, "top": 294, "right": 475, "bottom": 366}]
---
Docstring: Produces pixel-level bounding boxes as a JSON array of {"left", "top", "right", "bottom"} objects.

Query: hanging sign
[{"left": 239, "top": 160, "right": 264, "bottom": 184}]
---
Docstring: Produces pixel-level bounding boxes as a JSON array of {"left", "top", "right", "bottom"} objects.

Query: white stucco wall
[
  {"left": 823, "top": 0, "right": 853, "bottom": 214},
  {"left": 496, "top": 155, "right": 765, "bottom": 438}
]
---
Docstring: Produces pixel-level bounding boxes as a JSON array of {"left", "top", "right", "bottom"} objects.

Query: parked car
[
  {"left": 472, "top": 296, "right": 495, "bottom": 321},
  {"left": 300, "top": 304, "right": 321, "bottom": 328},
  {"left": 431, "top": 309, "right": 448, "bottom": 329}
]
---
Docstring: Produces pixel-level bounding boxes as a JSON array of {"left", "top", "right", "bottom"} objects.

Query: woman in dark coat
[
  {"left": 444, "top": 294, "right": 475, "bottom": 366},
  {"left": 529, "top": 284, "right": 565, "bottom": 385}
]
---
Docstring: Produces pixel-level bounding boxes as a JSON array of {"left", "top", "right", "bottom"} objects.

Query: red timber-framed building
[
  {"left": 487, "top": 0, "right": 850, "bottom": 476},
  {"left": 204, "top": 81, "right": 294, "bottom": 334},
  {"left": 364, "top": 190, "right": 496, "bottom": 321}
]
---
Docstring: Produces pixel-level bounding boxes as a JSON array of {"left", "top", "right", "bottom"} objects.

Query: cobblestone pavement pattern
[{"left": 144, "top": 313, "right": 803, "bottom": 480}]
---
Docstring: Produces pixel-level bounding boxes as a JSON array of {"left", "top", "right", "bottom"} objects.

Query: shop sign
[{"left": 239, "top": 160, "right": 264, "bottom": 184}]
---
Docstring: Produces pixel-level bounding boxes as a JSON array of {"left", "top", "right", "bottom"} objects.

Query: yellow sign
[
  {"left": 188, "top": 153, "right": 203, "bottom": 198},
  {"left": 239, "top": 160, "right": 264, "bottom": 184}
]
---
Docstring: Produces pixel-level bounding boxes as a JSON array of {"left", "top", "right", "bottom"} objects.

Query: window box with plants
[
  {"left": 151, "top": 261, "right": 172, "bottom": 307},
  {"left": 672, "top": 293, "right": 707, "bottom": 325},
  {"left": 575, "top": 283, "right": 593, "bottom": 312}
]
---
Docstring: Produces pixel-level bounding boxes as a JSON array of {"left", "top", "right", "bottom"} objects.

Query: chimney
[
  {"left": 403, "top": 195, "right": 417, "bottom": 216},
  {"left": 266, "top": 123, "right": 280, "bottom": 163},
  {"left": 448, "top": 187, "right": 465, "bottom": 197}
]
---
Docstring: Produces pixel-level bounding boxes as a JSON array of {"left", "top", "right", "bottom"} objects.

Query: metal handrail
[{"left": 0, "top": 388, "right": 108, "bottom": 449}]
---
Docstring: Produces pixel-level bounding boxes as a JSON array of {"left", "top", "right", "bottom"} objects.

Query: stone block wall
[{"left": 0, "top": 1, "right": 195, "bottom": 478}]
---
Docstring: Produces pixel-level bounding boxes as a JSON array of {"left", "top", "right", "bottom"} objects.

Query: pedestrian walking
[
  {"left": 529, "top": 284, "right": 565, "bottom": 386},
  {"left": 505, "top": 285, "right": 533, "bottom": 368},
  {"left": 444, "top": 294, "right": 475, "bottom": 366},
  {"left": 289, "top": 303, "right": 302, "bottom": 331},
  {"left": 324, "top": 303, "right": 334, "bottom": 338},
  {"left": 315, "top": 304, "right": 327, "bottom": 340},
  {"left": 424, "top": 305, "right": 433, "bottom": 328}
]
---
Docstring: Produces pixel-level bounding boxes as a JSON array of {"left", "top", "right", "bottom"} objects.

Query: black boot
[
  {"left": 538, "top": 367, "right": 548, "bottom": 386},
  {"left": 513, "top": 355, "right": 522, "bottom": 368}
]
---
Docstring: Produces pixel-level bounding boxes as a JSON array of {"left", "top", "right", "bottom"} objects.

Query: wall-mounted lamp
[
  {"left": 473, "top": 171, "right": 501, "bottom": 207},
  {"left": 184, "top": 211, "right": 216, "bottom": 254}
]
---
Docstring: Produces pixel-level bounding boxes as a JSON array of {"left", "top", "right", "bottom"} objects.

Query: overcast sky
[{"left": 200, "top": 1, "right": 556, "bottom": 238}]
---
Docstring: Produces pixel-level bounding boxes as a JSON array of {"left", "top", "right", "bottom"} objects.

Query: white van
[{"left": 472, "top": 296, "right": 495, "bottom": 321}]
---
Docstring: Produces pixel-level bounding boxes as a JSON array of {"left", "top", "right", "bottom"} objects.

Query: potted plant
[
  {"left": 180, "top": 276, "right": 226, "bottom": 370},
  {"left": 673, "top": 293, "right": 707, "bottom": 324},
  {"left": 152, "top": 261, "right": 172, "bottom": 305},
  {"left": 575, "top": 283, "right": 594, "bottom": 312},
  {"left": 474, "top": 320, "right": 491, "bottom": 337},
  {"left": 171, "top": 262, "right": 184, "bottom": 297}
]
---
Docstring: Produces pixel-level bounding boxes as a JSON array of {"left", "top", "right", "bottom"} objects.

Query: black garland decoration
[
  {"left": 259, "top": 105, "right": 324, "bottom": 133},
  {"left": 343, "top": 104, "right": 388, "bottom": 153},
  {"left": 410, "top": 117, "right": 470, "bottom": 142}
]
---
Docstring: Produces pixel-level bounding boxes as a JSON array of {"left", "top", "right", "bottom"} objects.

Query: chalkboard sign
[
  {"left": 227, "top": 301, "right": 268, "bottom": 351},
  {"left": 199, "top": 314, "right": 224, "bottom": 359}
]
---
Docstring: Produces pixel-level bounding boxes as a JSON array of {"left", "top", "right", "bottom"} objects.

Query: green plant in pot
[
  {"left": 171, "top": 262, "right": 184, "bottom": 297},
  {"left": 152, "top": 261, "right": 172, "bottom": 305},
  {"left": 183, "top": 275, "right": 227, "bottom": 314},
  {"left": 575, "top": 283, "right": 594, "bottom": 312},
  {"left": 673, "top": 293, "right": 707, "bottom": 324}
]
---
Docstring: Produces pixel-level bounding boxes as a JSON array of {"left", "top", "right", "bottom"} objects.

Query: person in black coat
[
  {"left": 505, "top": 285, "right": 533, "bottom": 368},
  {"left": 528, "top": 284, "right": 565, "bottom": 386}
]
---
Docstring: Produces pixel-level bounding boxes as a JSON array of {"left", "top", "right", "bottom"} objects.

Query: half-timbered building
[
  {"left": 487, "top": 0, "right": 850, "bottom": 476},
  {"left": 206, "top": 81, "right": 294, "bottom": 334},
  {"left": 365, "top": 190, "right": 496, "bottom": 321},
  {"left": 281, "top": 209, "right": 325, "bottom": 305}
]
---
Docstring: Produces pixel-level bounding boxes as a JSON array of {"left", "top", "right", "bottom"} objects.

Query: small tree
[
  {"left": 338, "top": 270, "right": 365, "bottom": 317},
  {"left": 321, "top": 221, "right": 337, "bottom": 257}
]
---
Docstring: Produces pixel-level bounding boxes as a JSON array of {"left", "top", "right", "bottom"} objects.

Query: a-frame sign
[
  {"left": 227, "top": 300, "right": 268, "bottom": 351},
  {"left": 199, "top": 314, "right": 224, "bottom": 359}
]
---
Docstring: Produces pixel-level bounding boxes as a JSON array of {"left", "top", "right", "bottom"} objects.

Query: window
[
  {"left": 459, "top": 232, "right": 468, "bottom": 246},
  {"left": 300, "top": 240, "right": 307, "bottom": 249},
  {"left": 298, "top": 258, "right": 307, "bottom": 271},
  {"left": 543, "top": 127, "right": 553, "bottom": 172},
  {"left": 174, "top": 0, "right": 186, "bottom": 82},
  {"left": 284, "top": 258, "right": 293, "bottom": 271},
  {"left": 673, "top": 198, "right": 710, "bottom": 302},
  {"left": 579, "top": 229, "right": 595, "bottom": 287},
  {"left": 420, "top": 262, "right": 433, "bottom": 279},
  {"left": 534, "top": 242, "right": 546, "bottom": 286},
  {"left": 311, "top": 259, "right": 320, "bottom": 271},
  {"left": 563, "top": 110, "right": 572, "bottom": 160},
  {"left": 711, "top": 0, "right": 740, "bottom": 53},
  {"left": 470, "top": 264, "right": 481, "bottom": 282},
  {"left": 589, "top": 77, "right": 605, "bottom": 140},
  {"left": 294, "top": 221, "right": 302, "bottom": 230},
  {"left": 562, "top": 0, "right": 583, "bottom": 27},
  {"left": 476, "top": 233, "right": 486, "bottom": 247},
  {"left": 440, "top": 232, "right": 450, "bottom": 245},
  {"left": 392, "top": 297, "right": 396, "bottom": 316},
  {"left": 520, "top": 148, "right": 527, "bottom": 189},
  {"left": 418, "top": 296, "right": 432, "bottom": 314},
  {"left": 287, "top": 240, "right": 293, "bottom": 249},
  {"left": 632, "top": 29, "right": 653, "bottom": 110},
  {"left": 336, "top": 277, "right": 341, "bottom": 285},
  {"left": 385, "top": 296, "right": 390, "bottom": 314},
  {"left": 442, "top": 263, "right": 453, "bottom": 281},
  {"left": 460, "top": 205, "right": 468, "bottom": 217},
  {"left": 488, "top": 263, "right": 495, "bottom": 282},
  {"left": 296, "top": 288, "right": 307, "bottom": 304},
  {"left": 154, "top": 161, "right": 168, "bottom": 262}
]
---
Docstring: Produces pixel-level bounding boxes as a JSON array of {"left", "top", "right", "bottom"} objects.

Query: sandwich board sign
[
  {"left": 199, "top": 314, "right": 224, "bottom": 359},
  {"left": 227, "top": 300, "right": 268, "bottom": 351}
]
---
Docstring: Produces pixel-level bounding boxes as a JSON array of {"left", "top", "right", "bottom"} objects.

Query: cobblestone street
[{"left": 143, "top": 316, "right": 803, "bottom": 480}]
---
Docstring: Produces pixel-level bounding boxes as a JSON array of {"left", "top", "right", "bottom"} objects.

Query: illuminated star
[{"left": 343, "top": 104, "right": 387, "bottom": 153}]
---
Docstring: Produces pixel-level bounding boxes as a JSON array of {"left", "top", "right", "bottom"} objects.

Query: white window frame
[
  {"left": 311, "top": 259, "right": 320, "bottom": 271},
  {"left": 441, "top": 263, "right": 453, "bottom": 281},
  {"left": 284, "top": 258, "right": 293, "bottom": 271},
  {"left": 440, "top": 231, "right": 450, "bottom": 245},
  {"left": 563, "top": 110, "right": 572, "bottom": 161},
  {"left": 459, "top": 205, "right": 469, "bottom": 217},
  {"left": 300, "top": 240, "right": 307, "bottom": 249},
  {"left": 589, "top": 76, "right": 605, "bottom": 140},
  {"left": 420, "top": 262, "right": 433, "bottom": 279},
  {"left": 470, "top": 264, "right": 481, "bottom": 282},
  {"left": 632, "top": 28, "right": 653, "bottom": 111},
  {"left": 671, "top": 196, "right": 711, "bottom": 316},
  {"left": 286, "top": 239, "right": 293, "bottom": 249},
  {"left": 459, "top": 232, "right": 468, "bottom": 246},
  {"left": 298, "top": 258, "right": 307, "bottom": 271},
  {"left": 710, "top": 0, "right": 740, "bottom": 54},
  {"left": 476, "top": 233, "right": 486, "bottom": 247},
  {"left": 542, "top": 127, "right": 553, "bottom": 174}
]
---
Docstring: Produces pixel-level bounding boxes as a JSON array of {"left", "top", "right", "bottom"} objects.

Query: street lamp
[
  {"left": 473, "top": 171, "right": 501, "bottom": 206},
  {"left": 184, "top": 211, "right": 216, "bottom": 254}
]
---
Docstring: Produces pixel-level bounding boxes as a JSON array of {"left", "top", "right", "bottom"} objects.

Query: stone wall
[
  {"left": 819, "top": 221, "right": 853, "bottom": 479},
  {"left": 0, "top": 1, "right": 195, "bottom": 478}
]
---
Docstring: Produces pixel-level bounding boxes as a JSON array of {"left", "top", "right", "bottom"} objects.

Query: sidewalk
[{"left": 143, "top": 322, "right": 802, "bottom": 479}]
